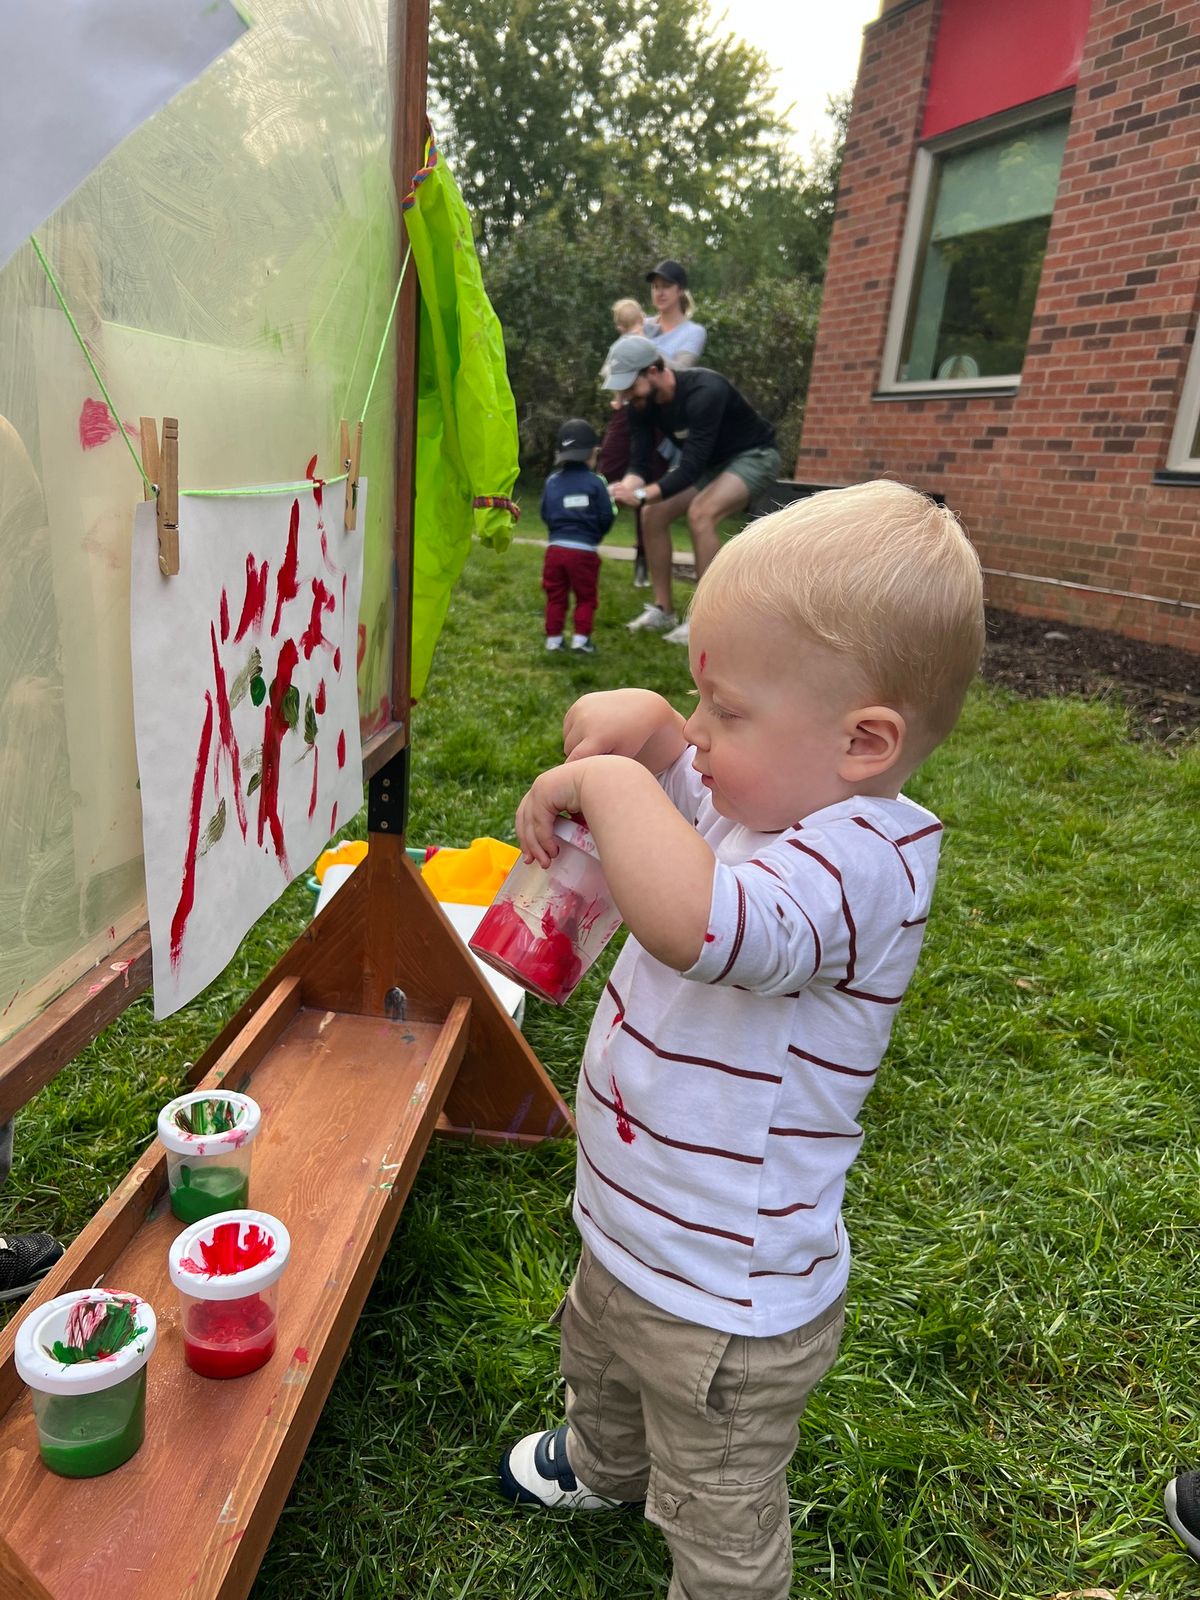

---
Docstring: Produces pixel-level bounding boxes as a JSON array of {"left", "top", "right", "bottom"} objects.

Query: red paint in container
[
  {"left": 470, "top": 817, "right": 622, "bottom": 1005},
  {"left": 168, "top": 1211, "right": 291, "bottom": 1380}
]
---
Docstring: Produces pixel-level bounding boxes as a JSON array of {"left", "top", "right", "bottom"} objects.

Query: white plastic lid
[
  {"left": 168, "top": 1210, "right": 291, "bottom": 1301},
  {"left": 553, "top": 815, "right": 598, "bottom": 858},
  {"left": 157, "top": 1090, "right": 260, "bottom": 1158},
  {"left": 15, "top": 1290, "right": 157, "bottom": 1396}
]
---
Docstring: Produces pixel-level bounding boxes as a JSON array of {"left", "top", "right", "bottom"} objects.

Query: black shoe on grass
[
  {"left": 0, "top": 1233, "right": 64, "bottom": 1302},
  {"left": 1166, "top": 1470, "right": 1200, "bottom": 1561}
]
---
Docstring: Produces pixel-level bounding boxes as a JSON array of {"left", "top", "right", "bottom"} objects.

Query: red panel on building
[{"left": 922, "top": 0, "right": 1091, "bottom": 139}]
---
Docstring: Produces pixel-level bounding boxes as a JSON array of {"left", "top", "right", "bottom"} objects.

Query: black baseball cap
[
  {"left": 555, "top": 418, "right": 600, "bottom": 462},
  {"left": 646, "top": 259, "right": 688, "bottom": 288}
]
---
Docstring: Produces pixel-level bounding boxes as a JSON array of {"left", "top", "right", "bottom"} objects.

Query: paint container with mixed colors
[
  {"left": 469, "top": 816, "right": 622, "bottom": 1005},
  {"left": 15, "top": 1289, "right": 157, "bottom": 1478},
  {"left": 168, "top": 1210, "right": 290, "bottom": 1380},
  {"left": 158, "top": 1090, "right": 261, "bottom": 1223}
]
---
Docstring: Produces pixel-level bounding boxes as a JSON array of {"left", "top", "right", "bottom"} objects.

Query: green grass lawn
[{"left": 6, "top": 539, "right": 1200, "bottom": 1598}]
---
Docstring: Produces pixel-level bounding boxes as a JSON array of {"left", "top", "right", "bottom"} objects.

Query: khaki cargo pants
[{"left": 556, "top": 1245, "right": 845, "bottom": 1600}]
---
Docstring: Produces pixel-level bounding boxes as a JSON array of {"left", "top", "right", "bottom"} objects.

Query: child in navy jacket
[{"left": 541, "top": 419, "right": 615, "bottom": 655}]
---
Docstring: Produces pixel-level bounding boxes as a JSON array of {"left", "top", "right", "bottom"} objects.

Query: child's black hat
[{"left": 555, "top": 419, "right": 599, "bottom": 463}]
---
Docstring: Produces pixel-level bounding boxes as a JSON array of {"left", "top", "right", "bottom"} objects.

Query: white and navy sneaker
[
  {"left": 627, "top": 604, "right": 678, "bottom": 634},
  {"left": 498, "top": 1424, "right": 637, "bottom": 1510}
]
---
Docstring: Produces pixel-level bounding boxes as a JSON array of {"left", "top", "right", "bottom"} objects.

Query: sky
[{"left": 718, "top": 0, "right": 881, "bottom": 156}]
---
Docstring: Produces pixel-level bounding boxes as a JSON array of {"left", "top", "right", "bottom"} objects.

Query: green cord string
[
  {"left": 29, "top": 236, "right": 412, "bottom": 501},
  {"left": 30, "top": 234, "right": 154, "bottom": 493}
]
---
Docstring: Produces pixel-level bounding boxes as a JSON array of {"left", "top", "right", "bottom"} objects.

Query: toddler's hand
[
  {"left": 564, "top": 689, "right": 676, "bottom": 763},
  {"left": 515, "top": 763, "right": 586, "bottom": 867}
]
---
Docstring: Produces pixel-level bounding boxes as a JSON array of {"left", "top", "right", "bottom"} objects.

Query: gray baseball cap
[{"left": 602, "top": 334, "right": 661, "bottom": 390}]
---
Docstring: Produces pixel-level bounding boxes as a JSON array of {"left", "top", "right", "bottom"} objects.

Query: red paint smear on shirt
[
  {"left": 219, "top": 588, "right": 230, "bottom": 645},
  {"left": 178, "top": 1219, "right": 275, "bottom": 1276},
  {"left": 703, "top": 931, "right": 716, "bottom": 943},
  {"left": 300, "top": 577, "right": 335, "bottom": 659},
  {"left": 307, "top": 744, "right": 319, "bottom": 820},
  {"left": 234, "top": 553, "right": 270, "bottom": 642},
  {"left": 610, "top": 1075, "right": 636, "bottom": 1143},
  {"left": 170, "top": 693, "right": 215, "bottom": 970},
  {"left": 314, "top": 680, "right": 326, "bottom": 715},
  {"left": 78, "top": 398, "right": 118, "bottom": 450},
  {"left": 271, "top": 500, "right": 301, "bottom": 636},
  {"left": 336, "top": 729, "right": 346, "bottom": 768},
  {"left": 211, "top": 622, "right": 248, "bottom": 840},
  {"left": 257, "top": 637, "right": 298, "bottom": 874}
]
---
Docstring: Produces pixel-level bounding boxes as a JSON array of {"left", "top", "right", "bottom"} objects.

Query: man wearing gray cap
[{"left": 603, "top": 335, "right": 781, "bottom": 644}]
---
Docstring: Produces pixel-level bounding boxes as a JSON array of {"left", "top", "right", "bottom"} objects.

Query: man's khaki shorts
[{"left": 695, "top": 445, "right": 782, "bottom": 498}]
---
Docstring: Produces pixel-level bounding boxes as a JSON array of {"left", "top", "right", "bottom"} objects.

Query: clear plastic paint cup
[
  {"left": 157, "top": 1090, "right": 261, "bottom": 1224},
  {"left": 15, "top": 1289, "right": 157, "bottom": 1478},
  {"left": 168, "top": 1210, "right": 290, "bottom": 1380},
  {"left": 469, "top": 816, "right": 622, "bottom": 1005}
]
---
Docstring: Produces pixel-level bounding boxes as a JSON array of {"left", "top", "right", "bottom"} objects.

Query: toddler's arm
[
  {"left": 515, "top": 754, "right": 713, "bottom": 972},
  {"left": 563, "top": 689, "right": 686, "bottom": 775}
]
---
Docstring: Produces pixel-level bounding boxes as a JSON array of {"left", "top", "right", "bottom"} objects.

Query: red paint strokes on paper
[
  {"left": 219, "top": 588, "right": 230, "bottom": 644},
  {"left": 319, "top": 525, "right": 337, "bottom": 575},
  {"left": 300, "top": 578, "right": 335, "bottom": 659},
  {"left": 314, "top": 680, "right": 327, "bottom": 715},
  {"left": 307, "top": 744, "right": 319, "bottom": 820},
  {"left": 171, "top": 692, "right": 215, "bottom": 970},
  {"left": 306, "top": 454, "right": 324, "bottom": 511},
  {"left": 178, "top": 1219, "right": 275, "bottom": 1277},
  {"left": 336, "top": 729, "right": 346, "bottom": 769},
  {"left": 610, "top": 1076, "right": 635, "bottom": 1143},
  {"left": 78, "top": 398, "right": 119, "bottom": 450},
  {"left": 330, "top": 801, "right": 338, "bottom": 836},
  {"left": 271, "top": 500, "right": 301, "bottom": 636},
  {"left": 234, "top": 553, "right": 270, "bottom": 642},
  {"left": 257, "top": 637, "right": 299, "bottom": 874},
  {"left": 333, "top": 647, "right": 342, "bottom": 674},
  {"left": 210, "top": 623, "right": 248, "bottom": 840}
]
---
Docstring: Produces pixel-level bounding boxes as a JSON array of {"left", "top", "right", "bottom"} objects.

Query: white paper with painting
[{"left": 131, "top": 483, "right": 365, "bottom": 1018}]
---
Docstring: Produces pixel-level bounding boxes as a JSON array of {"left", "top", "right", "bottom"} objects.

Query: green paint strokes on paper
[{"left": 231, "top": 647, "right": 262, "bottom": 709}]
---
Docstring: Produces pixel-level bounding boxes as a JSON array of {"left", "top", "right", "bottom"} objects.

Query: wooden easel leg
[{"left": 0, "top": 1541, "right": 56, "bottom": 1600}]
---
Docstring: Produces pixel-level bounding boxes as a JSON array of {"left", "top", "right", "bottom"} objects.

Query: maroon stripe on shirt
[
  {"left": 582, "top": 1067, "right": 763, "bottom": 1165},
  {"left": 748, "top": 864, "right": 823, "bottom": 974},
  {"left": 901, "top": 916, "right": 928, "bottom": 928},
  {"left": 756, "top": 1198, "right": 819, "bottom": 1216},
  {"left": 577, "top": 1201, "right": 754, "bottom": 1307},
  {"left": 895, "top": 821, "right": 943, "bottom": 846},
  {"left": 618, "top": 1018, "right": 782, "bottom": 1084},
  {"left": 788, "top": 1043, "right": 878, "bottom": 1079},
  {"left": 768, "top": 1124, "right": 862, "bottom": 1139},
  {"left": 748, "top": 1237, "right": 842, "bottom": 1280},
  {"left": 835, "top": 980, "right": 904, "bottom": 1005},
  {"left": 787, "top": 838, "right": 857, "bottom": 982},
  {"left": 578, "top": 1132, "right": 755, "bottom": 1246},
  {"left": 852, "top": 814, "right": 915, "bottom": 892},
  {"left": 711, "top": 876, "right": 746, "bottom": 983}
]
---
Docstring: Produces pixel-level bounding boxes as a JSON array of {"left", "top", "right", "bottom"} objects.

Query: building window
[
  {"left": 1166, "top": 328, "right": 1200, "bottom": 473},
  {"left": 880, "top": 103, "right": 1070, "bottom": 393}
]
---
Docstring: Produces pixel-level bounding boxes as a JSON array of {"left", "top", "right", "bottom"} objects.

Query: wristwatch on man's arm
[{"left": 634, "top": 487, "right": 647, "bottom": 503}]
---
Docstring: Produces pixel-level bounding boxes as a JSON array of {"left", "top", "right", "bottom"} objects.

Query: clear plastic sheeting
[{"left": 0, "top": 0, "right": 399, "bottom": 1043}]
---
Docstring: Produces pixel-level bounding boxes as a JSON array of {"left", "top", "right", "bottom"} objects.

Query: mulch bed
[{"left": 983, "top": 608, "right": 1199, "bottom": 747}]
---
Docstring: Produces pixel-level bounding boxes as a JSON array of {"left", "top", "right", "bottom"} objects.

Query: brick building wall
[{"left": 796, "top": 0, "right": 1200, "bottom": 650}]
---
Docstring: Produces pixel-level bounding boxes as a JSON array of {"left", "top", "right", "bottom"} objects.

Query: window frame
[
  {"left": 1165, "top": 326, "right": 1200, "bottom": 473},
  {"left": 877, "top": 92, "right": 1075, "bottom": 397}
]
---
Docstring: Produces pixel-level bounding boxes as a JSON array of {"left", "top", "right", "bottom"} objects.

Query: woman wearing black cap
[{"left": 643, "top": 259, "right": 706, "bottom": 369}]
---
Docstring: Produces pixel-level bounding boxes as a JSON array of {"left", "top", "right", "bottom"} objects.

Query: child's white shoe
[{"left": 498, "top": 1424, "right": 635, "bottom": 1510}]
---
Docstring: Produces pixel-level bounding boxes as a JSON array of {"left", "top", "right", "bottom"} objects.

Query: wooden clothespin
[
  {"left": 140, "top": 416, "right": 180, "bottom": 575},
  {"left": 340, "top": 418, "right": 363, "bottom": 531}
]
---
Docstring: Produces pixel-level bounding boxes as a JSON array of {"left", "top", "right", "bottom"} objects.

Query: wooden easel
[{"left": 0, "top": 0, "right": 571, "bottom": 1592}]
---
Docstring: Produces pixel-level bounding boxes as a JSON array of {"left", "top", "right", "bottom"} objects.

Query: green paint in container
[
  {"left": 15, "top": 1290, "right": 157, "bottom": 1478},
  {"left": 157, "top": 1090, "right": 261, "bottom": 1222}
]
